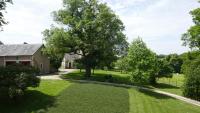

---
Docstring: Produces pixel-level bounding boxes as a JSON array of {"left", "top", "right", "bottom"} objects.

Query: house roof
[
  {"left": 64, "top": 53, "right": 81, "bottom": 61},
  {"left": 0, "top": 44, "right": 43, "bottom": 56}
]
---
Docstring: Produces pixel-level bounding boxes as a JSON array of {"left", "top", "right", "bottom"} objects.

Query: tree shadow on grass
[
  {"left": 62, "top": 71, "right": 132, "bottom": 85},
  {"left": 0, "top": 90, "right": 56, "bottom": 113},
  {"left": 137, "top": 88, "right": 175, "bottom": 100}
]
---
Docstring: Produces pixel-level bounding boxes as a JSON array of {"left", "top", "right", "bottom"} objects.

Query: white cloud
[
  {"left": 0, "top": 0, "right": 62, "bottom": 44},
  {"left": 103, "top": 0, "right": 199, "bottom": 54},
  {"left": 0, "top": 0, "right": 199, "bottom": 54}
]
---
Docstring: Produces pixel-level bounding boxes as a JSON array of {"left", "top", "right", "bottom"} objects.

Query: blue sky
[{"left": 0, "top": 0, "right": 199, "bottom": 54}]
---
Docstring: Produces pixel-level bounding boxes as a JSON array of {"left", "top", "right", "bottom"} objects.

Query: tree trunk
[
  {"left": 85, "top": 66, "right": 91, "bottom": 77},
  {"left": 92, "top": 68, "right": 95, "bottom": 75},
  {"left": 149, "top": 76, "right": 156, "bottom": 85}
]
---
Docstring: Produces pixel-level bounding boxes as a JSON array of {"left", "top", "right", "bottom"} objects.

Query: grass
[
  {"left": 129, "top": 88, "right": 200, "bottom": 113},
  {"left": 47, "top": 83, "right": 129, "bottom": 113},
  {"left": 62, "top": 69, "right": 132, "bottom": 84},
  {"left": 153, "top": 74, "right": 185, "bottom": 95},
  {"left": 158, "top": 74, "right": 184, "bottom": 87},
  {"left": 63, "top": 70, "right": 185, "bottom": 95},
  {"left": 0, "top": 80, "right": 70, "bottom": 113},
  {"left": 0, "top": 80, "right": 200, "bottom": 113}
]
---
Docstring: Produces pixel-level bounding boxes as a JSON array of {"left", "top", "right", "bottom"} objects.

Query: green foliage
[
  {"left": 183, "top": 58, "right": 200, "bottom": 101},
  {"left": 128, "top": 38, "right": 158, "bottom": 84},
  {"left": 44, "top": 0, "right": 128, "bottom": 77},
  {"left": 181, "top": 51, "right": 200, "bottom": 74},
  {"left": 43, "top": 27, "right": 71, "bottom": 70},
  {"left": 181, "top": 2, "right": 200, "bottom": 49},
  {"left": 115, "top": 57, "right": 129, "bottom": 73},
  {"left": 0, "top": 0, "right": 12, "bottom": 29},
  {"left": 0, "top": 65, "right": 40, "bottom": 99},
  {"left": 157, "top": 58, "right": 173, "bottom": 78},
  {"left": 166, "top": 54, "right": 183, "bottom": 73}
]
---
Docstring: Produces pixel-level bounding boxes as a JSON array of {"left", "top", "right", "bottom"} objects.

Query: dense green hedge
[
  {"left": 0, "top": 65, "right": 40, "bottom": 99},
  {"left": 183, "top": 58, "right": 200, "bottom": 101}
]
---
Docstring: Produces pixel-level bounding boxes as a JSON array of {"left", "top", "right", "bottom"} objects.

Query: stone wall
[{"left": 33, "top": 47, "right": 50, "bottom": 74}]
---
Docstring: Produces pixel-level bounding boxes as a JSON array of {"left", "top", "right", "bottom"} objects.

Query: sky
[{"left": 0, "top": 0, "right": 199, "bottom": 55}]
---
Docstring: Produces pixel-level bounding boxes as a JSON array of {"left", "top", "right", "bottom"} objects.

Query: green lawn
[
  {"left": 62, "top": 69, "right": 132, "bottom": 84},
  {"left": 0, "top": 80, "right": 70, "bottom": 113},
  {"left": 153, "top": 74, "right": 184, "bottom": 96},
  {"left": 63, "top": 70, "right": 185, "bottom": 95},
  {"left": 1, "top": 80, "right": 200, "bottom": 113}
]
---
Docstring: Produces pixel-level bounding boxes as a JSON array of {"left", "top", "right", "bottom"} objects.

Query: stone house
[
  {"left": 0, "top": 44, "right": 50, "bottom": 74},
  {"left": 61, "top": 53, "right": 81, "bottom": 69}
]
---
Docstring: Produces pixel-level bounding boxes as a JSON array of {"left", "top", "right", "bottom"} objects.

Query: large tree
[
  {"left": 43, "top": 0, "right": 128, "bottom": 77},
  {"left": 0, "top": 0, "right": 12, "bottom": 30},
  {"left": 182, "top": 1, "right": 200, "bottom": 49}
]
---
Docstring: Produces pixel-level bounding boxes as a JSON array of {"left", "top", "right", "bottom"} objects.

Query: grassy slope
[{"left": 0, "top": 80, "right": 200, "bottom": 113}]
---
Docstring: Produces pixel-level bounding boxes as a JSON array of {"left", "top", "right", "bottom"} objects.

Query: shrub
[
  {"left": 0, "top": 65, "right": 40, "bottom": 99},
  {"left": 128, "top": 38, "right": 158, "bottom": 84},
  {"left": 183, "top": 59, "right": 200, "bottom": 101}
]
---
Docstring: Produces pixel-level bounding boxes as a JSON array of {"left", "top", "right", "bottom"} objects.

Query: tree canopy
[
  {"left": 43, "top": 0, "right": 128, "bottom": 76},
  {"left": 0, "top": 0, "right": 12, "bottom": 30},
  {"left": 182, "top": 1, "right": 200, "bottom": 49}
]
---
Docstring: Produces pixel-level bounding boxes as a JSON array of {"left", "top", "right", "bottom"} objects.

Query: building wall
[
  {"left": 61, "top": 53, "right": 81, "bottom": 69},
  {"left": 32, "top": 47, "right": 50, "bottom": 74},
  {"left": 4, "top": 56, "right": 32, "bottom": 61},
  {"left": 0, "top": 57, "right": 4, "bottom": 66}
]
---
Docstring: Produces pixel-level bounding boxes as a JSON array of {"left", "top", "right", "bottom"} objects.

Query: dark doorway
[
  {"left": 69, "top": 62, "right": 72, "bottom": 69},
  {"left": 6, "top": 61, "right": 17, "bottom": 66}
]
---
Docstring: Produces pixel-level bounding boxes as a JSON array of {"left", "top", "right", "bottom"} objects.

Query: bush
[
  {"left": 128, "top": 38, "right": 158, "bottom": 84},
  {"left": 0, "top": 65, "right": 40, "bottom": 99},
  {"left": 183, "top": 59, "right": 200, "bottom": 101}
]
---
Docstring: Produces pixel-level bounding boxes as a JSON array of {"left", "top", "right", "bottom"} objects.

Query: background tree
[
  {"left": 157, "top": 58, "right": 173, "bottom": 78},
  {"left": 44, "top": 0, "right": 128, "bottom": 77},
  {"left": 43, "top": 27, "right": 74, "bottom": 71},
  {"left": 166, "top": 54, "right": 183, "bottom": 73},
  {"left": 181, "top": 1, "right": 200, "bottom": 100},
  {"left": 115, "top": 57, "right": 129, "bottom": 73},
  {"left": 128, "top": 38, "right": 158, "bottom": 84},
  {"left": 181, "top": 1, "right": 200, "bottom": 49},
  {"left": 0, "top": 0, "right": 12, "bottom": 30}
]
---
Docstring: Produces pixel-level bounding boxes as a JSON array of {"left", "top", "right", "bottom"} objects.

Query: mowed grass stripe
[
  {"left": 47, "top": 83, "right": 129, "bottom": 113},
  {"left": 129, "top": 88, "right": 200, "bottom": 113}
]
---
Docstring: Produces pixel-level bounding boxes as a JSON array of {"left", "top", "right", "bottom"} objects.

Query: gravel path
[{"left": 39, "top": 69, "right": 76, "bottom": 80}]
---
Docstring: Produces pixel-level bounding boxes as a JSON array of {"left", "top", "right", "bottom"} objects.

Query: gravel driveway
[{"left": 39, "top": 69, "right": 76, "bottom": 80}]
